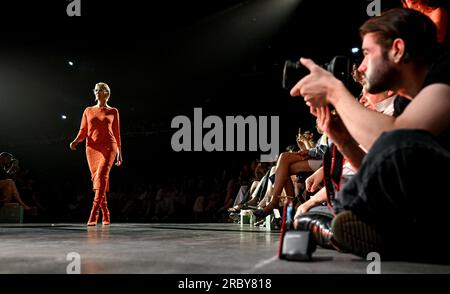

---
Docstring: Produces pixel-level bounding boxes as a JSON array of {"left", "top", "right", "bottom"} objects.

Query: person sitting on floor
[{"left": 0, "top": 152, "right": 32, "bottom": 210}]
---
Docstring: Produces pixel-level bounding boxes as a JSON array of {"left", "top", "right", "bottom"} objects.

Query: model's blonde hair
[{"left": 95, "top": 82, "right": 111, "bottom": 100}]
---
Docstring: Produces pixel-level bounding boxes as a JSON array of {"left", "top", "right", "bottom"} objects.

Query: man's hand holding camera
[{"left": 290, "top": 58, "right": 344, "bottom": 108}]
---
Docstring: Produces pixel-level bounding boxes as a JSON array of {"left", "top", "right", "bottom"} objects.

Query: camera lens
[
  {"left": 282, "top": 56, "right": 356, "bottom": 93},
  {"left": 282, "top": 60, "right": 309, "bottom": 90}
]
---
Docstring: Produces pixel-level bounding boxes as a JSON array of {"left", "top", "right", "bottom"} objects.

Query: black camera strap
[{"left": 322, "top": 144, "right": 344, "bottom": 215}]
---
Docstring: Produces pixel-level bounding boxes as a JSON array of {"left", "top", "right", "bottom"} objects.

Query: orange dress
[{"left": 75, "top": 106, "right": 121, "bottom": 192}]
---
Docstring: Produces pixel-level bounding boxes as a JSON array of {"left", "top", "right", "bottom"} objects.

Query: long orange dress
[{"left": 74, "top": 106, "right": 121, "bottom": 192}]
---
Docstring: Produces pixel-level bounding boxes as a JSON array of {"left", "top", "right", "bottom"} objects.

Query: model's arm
[
  {"left": 70, "top": 109, "right": 88, "bottom": 150},
  {"left": 291, "top": 58, "right": 450, "bottom": 150},
  {"left": 113, "top": 108, "right": 122, "bottom": 166}
]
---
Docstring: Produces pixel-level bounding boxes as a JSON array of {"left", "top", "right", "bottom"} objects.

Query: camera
[{"left": 282, "top": 56, "right": 354, "bottom": 90}]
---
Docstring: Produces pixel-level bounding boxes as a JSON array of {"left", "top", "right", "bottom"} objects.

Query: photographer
[
  {"left": 0, "top": 152, "right": 31, "bottom": 210},
  {"left": 291, "top": 8, "right": 450, "bottom": 261}
]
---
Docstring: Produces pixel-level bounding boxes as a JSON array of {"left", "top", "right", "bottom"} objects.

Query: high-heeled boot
[
  {"left": 100, "top": 195, "right": 110, "bottom": 225},
  {"left": 293, "top": 213, "right": 334, "bottom": 250},
  {"left": 87, "top": 192, "right": 102, "bottom": 226}
]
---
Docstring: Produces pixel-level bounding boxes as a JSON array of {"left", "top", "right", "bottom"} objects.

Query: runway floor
[{"left": 1, "top": 223, "right": 449, "bottom": 274}]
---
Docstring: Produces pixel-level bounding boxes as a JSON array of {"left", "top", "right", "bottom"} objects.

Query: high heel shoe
[
  {"left": 227, "top": 204, "right": 243, "bottom": 213},
  {"left": 100, "top": 197, "right": 110, "bottom": 225},
  {"left": 102, "top": 209, "right": 110, "bottom": 225},
  {"left": 253, "top": 208, "right": 269, "bottom": 219},
  {"left": 253, "top": 202, "right": 277, "bottom": 219},
  {"left": 228, "top": 202, "right": 250, "bottom": 213},
  {"left": 87, "top": 207, "right": 99, "bottom": 226},
  {"left": 87, "top": 201, "right": 100, "bottom": 226}
]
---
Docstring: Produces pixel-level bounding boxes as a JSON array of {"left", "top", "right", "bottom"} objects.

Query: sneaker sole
[{"left": 331, "top": 211, "right": 383, "bottom": 258}]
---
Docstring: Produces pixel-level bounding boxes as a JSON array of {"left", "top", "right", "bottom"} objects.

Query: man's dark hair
[{"left": 360, "top": 8, "right": 439, "bottom": 65}]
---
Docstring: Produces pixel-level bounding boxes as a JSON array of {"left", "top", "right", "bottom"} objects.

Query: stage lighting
[
  {"left": 61, "top": 115, "right": 67, "bottom": 120},
  {"left": 351, "top": 47, "right": 360, "bottom": 54},
  {"left": 68, "top": 61, "right": 74, "bottom": 66}
]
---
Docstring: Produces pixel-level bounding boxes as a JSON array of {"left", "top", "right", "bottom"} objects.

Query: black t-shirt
[
  {"left": 393, "top": 95, "right": 411, "bottom": 117},
  {"left": 422, "top": 51, "right": 450, "bottom": 150},
  {"left": 423, "top": 52, "right": 450, "bottom": 87}
]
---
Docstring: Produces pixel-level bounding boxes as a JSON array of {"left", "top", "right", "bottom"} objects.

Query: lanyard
[{"left": 322, "top": 144, "right": 344, "bottom": 215}]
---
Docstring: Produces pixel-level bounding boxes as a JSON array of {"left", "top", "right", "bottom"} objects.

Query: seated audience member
[
  {"left": 0, "top": 152, "right": 31, "bottom": 210},
  {"left": 253, "top": 130, "right": 329, "bottom": 218}
]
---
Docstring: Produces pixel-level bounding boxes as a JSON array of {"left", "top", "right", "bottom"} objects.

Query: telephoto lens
[
  {"left": 282, "top": 56, "right": 354, "bottom": 91},
  {"left": 282, "top": 60, "right": 309, "bottom": 90}
]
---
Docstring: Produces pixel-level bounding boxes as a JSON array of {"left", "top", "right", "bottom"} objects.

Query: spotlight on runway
[
  {"left": 61, "top": 114, "right": 67, "bottom": 120},
  {"left": 351, "top": 47, "right": 360, "bottom": 54},
  {"left": 68, "top": 61, "right": 74, "bottom": 66}
]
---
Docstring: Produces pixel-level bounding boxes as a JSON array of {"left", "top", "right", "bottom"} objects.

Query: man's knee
[
  {"left": 368, "top": 129, "right": 448, "bottom": 162},
  {"left": 375, "top": 129, "right": 438, "bottom": 150}
]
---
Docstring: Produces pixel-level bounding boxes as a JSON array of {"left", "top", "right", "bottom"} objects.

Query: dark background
[{"left": 0, "top": 0, "right": 401, "bottom": 222}]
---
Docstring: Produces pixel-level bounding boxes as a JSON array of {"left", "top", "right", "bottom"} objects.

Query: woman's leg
[
  {"left": 283, "top": 176, "right": 295, "bottom": 200},
  {"left": 87, "top": 188, "right": 103, "bottom": 226},
  {"left": 264, "top": 153, "right": 312, "bottom": 213},
  {"left": 100, "top": 193, "right": 110, "bottom": 225},
  {"left": 93, "top": 144, "right": 117, "bottom": 225}
]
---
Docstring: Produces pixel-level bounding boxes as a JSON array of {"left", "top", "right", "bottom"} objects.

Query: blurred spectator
[{"left": 0, "top": 152, "right": 32, "bottom": 210}]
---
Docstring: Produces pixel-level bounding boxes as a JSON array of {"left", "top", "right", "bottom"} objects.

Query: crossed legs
[
  {"left": 262, "top": 152, "right": 314, "bottom": 214},
  {"left": 87, "top": 188, "right": 110, "bottom": 226}
]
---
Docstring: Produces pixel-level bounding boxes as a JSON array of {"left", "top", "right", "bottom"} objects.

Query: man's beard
[{"left": 366, "top": 52, "right": 399, "bottom": 94}]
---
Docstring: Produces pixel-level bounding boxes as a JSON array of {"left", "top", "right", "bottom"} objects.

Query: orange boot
[
  {"left": 87, "top": 190, "right": 102, "bottom": 226},
  {"left": 100, "top": 195, "right": 110, "bottom": 225}
]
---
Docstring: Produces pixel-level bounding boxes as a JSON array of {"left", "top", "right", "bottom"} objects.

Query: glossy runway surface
[{"left": 1, "top": 223, "right": 449, "bottom": 274}]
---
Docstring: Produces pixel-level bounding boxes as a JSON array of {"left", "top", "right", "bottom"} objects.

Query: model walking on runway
[{"left": 70, "top": 82, "right": 122, "bottom": 226}]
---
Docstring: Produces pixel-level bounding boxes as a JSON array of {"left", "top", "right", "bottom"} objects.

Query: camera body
[{"left": 282, "top": 56, "right": 354, "bottom": 90}]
